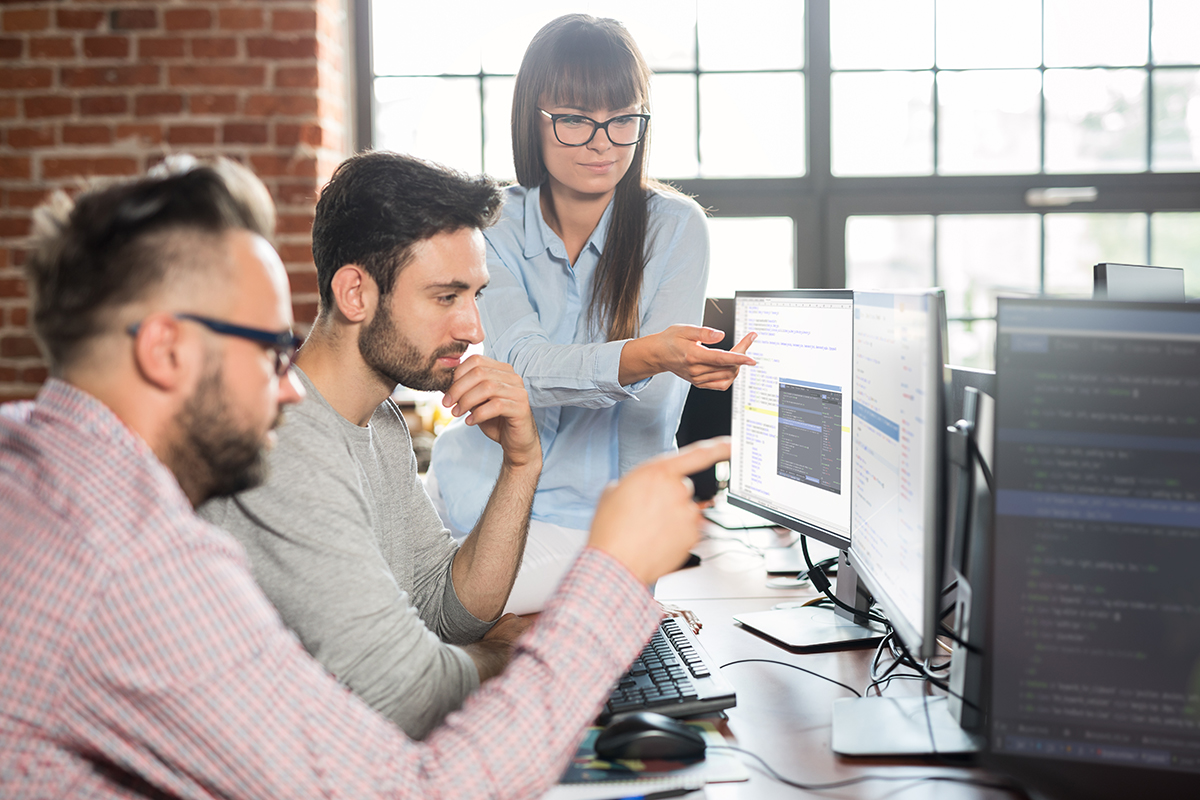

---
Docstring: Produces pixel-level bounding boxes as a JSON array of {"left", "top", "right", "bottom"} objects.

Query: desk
[{"left": 652, "top": 525, "right": 1014, "bottom": 800}]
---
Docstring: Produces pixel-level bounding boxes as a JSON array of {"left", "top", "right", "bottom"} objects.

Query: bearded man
[{"left": 199, "top": 151, "right": 543, "bottom": 739}]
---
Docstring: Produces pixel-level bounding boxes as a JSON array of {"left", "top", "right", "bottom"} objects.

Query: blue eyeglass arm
[{"left": 128, "top": 314, "right": 300, "bottom": 351}]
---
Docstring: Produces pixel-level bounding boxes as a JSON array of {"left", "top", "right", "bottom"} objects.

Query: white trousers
[{"left": 425, "top": 470, "right": 589, "bottom": 616}]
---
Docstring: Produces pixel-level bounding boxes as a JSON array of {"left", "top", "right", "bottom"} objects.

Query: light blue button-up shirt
[{"left": 429, "top": 184, "right": 710, "bottom": 532}]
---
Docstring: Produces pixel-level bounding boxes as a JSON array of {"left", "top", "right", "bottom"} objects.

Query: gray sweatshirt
[{"left": 200, "top": 368, "right": 493, "bottom": 739}]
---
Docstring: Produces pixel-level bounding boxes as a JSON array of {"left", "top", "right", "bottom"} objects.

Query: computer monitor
[
  {"left": 728, "top": 290, "right": 885, "bottom": 651},
  {"left": 1093, "top": 262, "right": 1185, "bottom": 302},
  {"left": 984, "top": 298, "right": 1200, "bottom": 798},
  {"left": 830, "top": 290, "right": 985, "bottom": 756}
]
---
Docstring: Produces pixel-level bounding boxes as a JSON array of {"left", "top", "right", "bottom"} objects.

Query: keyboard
[{"left": 600, "top": 617, "right": 737, "bottom": 722}]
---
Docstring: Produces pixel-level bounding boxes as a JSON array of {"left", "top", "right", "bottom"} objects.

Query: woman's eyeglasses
[
  {"left": 539, "top": 109, "right": 650, "bottom": 147},
  {"left": 128, "top": 313, "right": 302, "bottom": 377}
]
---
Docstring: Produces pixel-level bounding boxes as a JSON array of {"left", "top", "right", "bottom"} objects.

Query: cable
[
  {"left": 720, "top": 658, "right": 862, "bottom": 698},
  {"left": 708, "top": 745, "right": 1031, "bottom": 796},
  {"left": 968, "top": 434, "right": 994, "bottom": 491},
  {"left": 799, "top": 537, "right": 888, "bottom": 625}
]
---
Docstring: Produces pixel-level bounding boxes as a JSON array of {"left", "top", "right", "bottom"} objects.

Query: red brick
[
  {"left": 80, "top": 95, "right": 129, "bottom": 115},
  {"left": 272, "top": 10, "right": 317, "bottom": 33},
  {"left": 0, "top": 367, "right": 13, "bottom": 383},
  {"left": 274, "top": 182, "right": 316, "bottom": 206},
  {"left": 0, "top": 37, "right": 22, "bottom": 59},
  {"left": 29, "top": 37, "right": 75, "bottom": 59},
  {"left": 191, "top": 37, "right": 237, "bottom": 58},
  {"left": 138, "top": 36, "right": 186, "bottom": 59},
  {"left": 275, "top": 66, "right": 318, "bottom": 89},
  {"left": 6, "top": 189, "right": 50, "bottom": 208},
  {"left": 6, "top": 127, "right": 55, "bottom": 149},
  {"left": 42, "top": 158, "right": 139, "bottom": 179},
  {"left": 250, "top": 154, "right": 318, "bottom": 178},
  {"left": 24, "top": 96, "right": 72, "bottom": 118},
  {"left": 291, "top": 301, "right": 318, "bottom": 324},
  {"left": 63, "top": 124, "right": 113, "bottom": 145},
  {"left": 222, "top": 122, "right": 267, "bottom": 144},
  {"left": 11, "top": 306, "right": 27, "bottom": 326},
  {"left": 3, "top": 9, "right": 49, "bottom": 33},
  {"left": 57, "top": 9, "right": 106, "bottom": 31},
  {"left": 0, "top": 336, "right": 39, "bottom": 358},
  {"left": 164, "top": 8, "right": 212, "bottom": 31},
  {"left": 0, "top": 278, "right": 27, "bottom": 298},
  {"left": 275, "top": 123, "right": 323, "bottom": 147},
  {"left": 135, "top": 93, "right": 183, "bottom": 116},
  {"left": 20, "top": 366, "right": 49, "bottom": 385},
  {"left": 111, "top": 9, "right": 157, "bottom": 31},
  {"left": 61, "top": 65, "right": 160, "bottom": 88},
  {"left": 247, "top": 36, "right": 317, "bottom": 60},
  {"left": 170, "top": 65, "right": 265, "bottom": 87},
  {"left": 0, "top": 97, "right": 16, "bottom": 118},
  {"left": 115, "top": 123, "right": 163, "bottom": 145},
  {"left": 84, "top": 36, "right": 131, "bottom": 59},
  {"left": 0, "top": 217, "right": 30, "bottom": 237},
  {"left": 191, "top": 93, "right": 237, "bottom": 114},
  {"left": 276, "top": 242, "right": 313, "bottom": 263},
  {"left": 0, "top": 156, "right": 31, "bottom": 179},
  {"left": 245, "top": 94, "right": 317, "bottom": 117},
  {"left": 167, "top": 124, "right": 216, "bottom": 145},
  {"left": 219, "top": 8, "right": 263, "bottom": 30},
  {"left": 278, "top": 214, "right": 315, "bottom": 236},
  {"left": 0, "top": 67, "right": 52, "bottom": 90}
]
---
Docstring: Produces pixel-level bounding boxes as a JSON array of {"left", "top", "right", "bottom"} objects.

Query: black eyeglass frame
[
  {"left": 127, "top": 313, "right": 303, "bottom": 377},
  {"left": 538, "top": 108, "right": 651, "bottom": 147}
]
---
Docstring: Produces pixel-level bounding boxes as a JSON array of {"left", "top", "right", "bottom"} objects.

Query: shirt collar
[{"left": 523, "top": 184, "right": 617, "bottom": 263}]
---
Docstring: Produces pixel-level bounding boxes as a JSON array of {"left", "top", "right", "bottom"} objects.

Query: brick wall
[{"left": 0, "top": 0, "right": 351, "bottom": 401}]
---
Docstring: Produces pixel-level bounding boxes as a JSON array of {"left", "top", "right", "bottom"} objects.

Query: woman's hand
[{"left": 620, "top": 325, "right": 756, "bottom": 390}]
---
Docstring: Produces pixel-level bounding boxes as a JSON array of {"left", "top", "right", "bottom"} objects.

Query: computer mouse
[{"left": 593, "top": 711, "right": 707, "bottom": 761}]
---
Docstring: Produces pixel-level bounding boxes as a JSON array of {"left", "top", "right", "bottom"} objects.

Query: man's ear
[
  {"left": 130, "top": 313, "right": 194, "bottom": 392},
  {"left": 330, "top": 264, "right": 375, "bottom": 324}
]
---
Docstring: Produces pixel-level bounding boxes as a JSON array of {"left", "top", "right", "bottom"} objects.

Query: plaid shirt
[{"left": 0, "top": 379, "right": 660, "bottom": 799}]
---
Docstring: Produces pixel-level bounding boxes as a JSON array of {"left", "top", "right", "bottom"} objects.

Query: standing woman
[{"left": 428, "top": 13, "right": 754, "bottom": 614}]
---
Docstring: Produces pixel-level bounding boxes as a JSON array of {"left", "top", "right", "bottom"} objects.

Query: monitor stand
[
  {"left": 832, "top": 696, "right": 982, "bottom": 755},
  {"left": 733, "top": 550, "right": 886, "bottom": 652}
]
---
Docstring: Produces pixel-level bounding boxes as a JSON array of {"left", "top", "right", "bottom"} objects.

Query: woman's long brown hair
[{"left": 511, "top": 13, "right": 660, "bottom": 342}]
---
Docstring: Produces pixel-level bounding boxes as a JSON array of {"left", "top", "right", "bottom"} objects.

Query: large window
[{"left": 358, "top": 0, "right": 1200, "bottom": 367}]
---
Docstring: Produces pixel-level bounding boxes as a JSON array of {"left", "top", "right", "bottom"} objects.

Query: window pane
[
  {"left": 372, "top": 1, "right": 484, "bottom": 75},
  {"left": 1044, "top": 0, "right": 1149, "bottom": 67},
  {"left": 1045, "top": 68, "right": 1148, "bottom": 173},
  {"left": 935, "top": 0, "right": 1041, "bottom": 69},
  {"left": 482, "top": 77, "right": 515, "bottom": 182},
  {"left": 1152, "top": 0, "right": 1200, "bottom": 65},
  {"left": 649, "top": 73, "right": 698, "bottom": 179},
  {"left": 698, "top": 0, "right": 804, "bottom": 71},
  {"left": 844, "top": 215, "right": 935, "bottom": 290},
  {"left": 1152, "top": 68, "right": 1200, "bottom": 172},
  {"left": 1044, "top": 213, "right": 1147, "bottom": 295},
  {"left": 700, "top": 73, "right": 805, "bottom": 178},
  {"left": 830, "top": 0, "right": 933, "bottom": 69},
  {"left": 481, "top": 4, "right": 568, "bottom": 74},
  {"left": 607, "top": 0, "right": 697, "bottom": 71},
  {"left": 832, "top": 72, "right": 933, "bottom": 176},
  {"left": 938, "top": 214, "right": 1040, "bottom": 318},
  {"left": 938, "top": 70, "right": 1042, "bottom": 175},
  {"left": 706, "top": 217, "right": 794, "bottom": 297},
  {"left": 1151, "top": 212, "right": 1200, "bottom": 299},
  {"left": 948, "top": 319, "right": 996, "bottom": 370},
  {"left": 374, "top": 78, "right": 481, "bottom": 173}
]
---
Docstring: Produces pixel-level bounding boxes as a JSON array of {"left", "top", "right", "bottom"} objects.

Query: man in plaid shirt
[{"left": 0, "top": 158, "right": 727, "bottom": 798}]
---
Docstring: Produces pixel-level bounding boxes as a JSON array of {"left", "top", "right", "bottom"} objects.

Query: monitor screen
[
  {"left": 1094, "top": 262, "right": 1185, "bottom": 302},
  {"left": 728, "top": 290, "right": 855, "bottom": 548},
  {"left": 848, "top": 290, "right": 947, "bottom": 659},
  {"left": 986, "top": 298, "right": 1200, "bottom": 796}
]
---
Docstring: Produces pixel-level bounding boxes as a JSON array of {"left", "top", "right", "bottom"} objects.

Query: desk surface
[{"left": 650, "top": 524, "right": 1016, "bottom": 800}]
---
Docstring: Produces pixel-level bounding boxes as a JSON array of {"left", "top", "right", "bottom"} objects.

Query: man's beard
[
  {"left": 359, "top": 302, "right": 465, "bottom": 392},
  {"left": 171, "top": 361, "right": 277, "bottom": 504}
]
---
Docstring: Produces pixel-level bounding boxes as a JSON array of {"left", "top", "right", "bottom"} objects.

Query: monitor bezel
[
  {"left": 982, "top": 296, "right": 1200, "bottom": 798},
  {"left": 727, "top": 289, "right": 856, "bottom": 552},
  {"left": 1093, "top": 262, "right": 1185, "bottom": 302}
]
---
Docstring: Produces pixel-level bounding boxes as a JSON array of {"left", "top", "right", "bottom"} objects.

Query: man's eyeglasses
[
  {"left": 128, "top": 313, "right": 302, "bottom": 377},
  {"left": 539, "top": 108, "right": 650, "bottom": 147}
]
